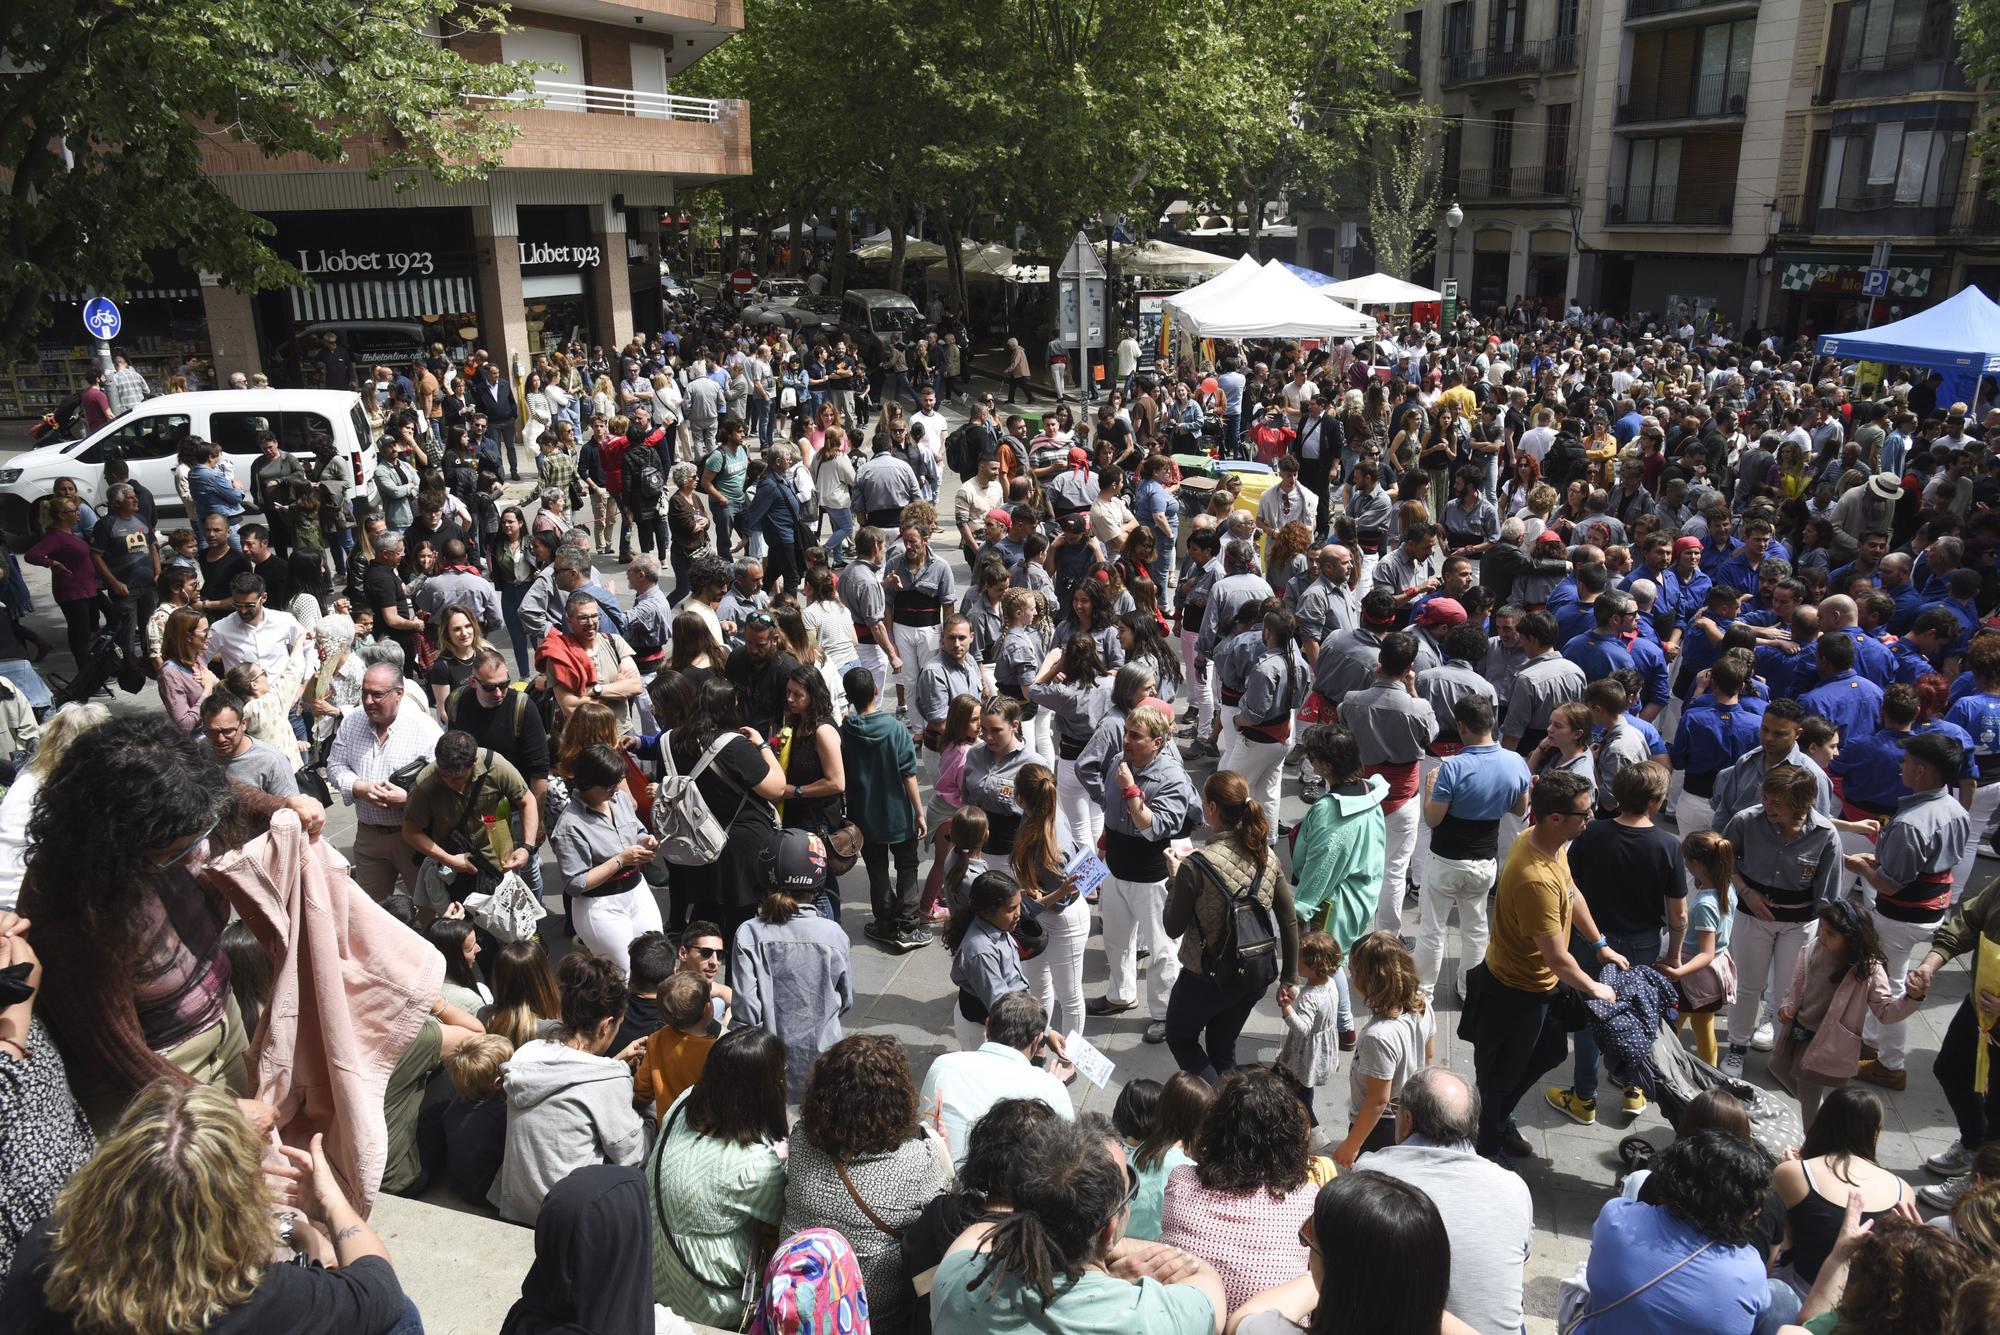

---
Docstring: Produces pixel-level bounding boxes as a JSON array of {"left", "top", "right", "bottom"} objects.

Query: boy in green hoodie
[{"left": 838, "top": 665, "right": 930, "bottom": 951}]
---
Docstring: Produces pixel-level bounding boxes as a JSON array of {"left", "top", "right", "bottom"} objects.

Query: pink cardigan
[
  {"left": 206, "top": 810, "right": 443, "bottom": 1215},
  {"left": 1781, "top": 942, "right": 1922, "bottom": 1083}
]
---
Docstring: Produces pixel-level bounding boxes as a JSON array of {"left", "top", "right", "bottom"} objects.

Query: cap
[
  {"left": 1415, "top": 598, "right": 1466, "bottom": 629},
  {"left": 1866, "top": 472, "right": 1902, "bottom": 501},
  {"left": 1672, "top": 536, "right": 1704, "bottom": 555},
  {"left": 985, "top": 506, "right": 1013, "bottom": 526},
  {"left": 761, "top": 828, "right": 827, "bottom": 893}
]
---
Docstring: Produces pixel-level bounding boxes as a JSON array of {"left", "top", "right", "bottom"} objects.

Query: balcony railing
[
  {"left": 1442, "top": 35, "right": 1580, "bottom": 83},
  {"left": 1627, "top": 0, "right": 1758, "bottom": 18},
  {"left": 473, "top": 81, "right": 723, "bottom": 121},
  {"left": 1780, "top": 190, "right": 2000, "bottom": 237},
  {"left": 1457, "top": 164, "right": 1574, "bottom": 199},
  {"left": 1604, "top": 183, "right": 1734, "bottom": 226},
  {"left": 1616, "top": 71, "right": 1751, "bottom": 123}
]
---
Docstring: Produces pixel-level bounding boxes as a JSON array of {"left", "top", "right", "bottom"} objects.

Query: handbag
[
  {"left": 824, "top": 821, "right": 863, "bottom": 876},
  {"left": 1674, "top": 949, "right": 1738, "bottom": 1013},
  {"left": 293, "top": 765, "right": 333, "bottom": 806}
]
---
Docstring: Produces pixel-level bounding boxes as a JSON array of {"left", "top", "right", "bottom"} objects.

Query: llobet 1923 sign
[{"left": 517, "top": 241, "right": 603, "bottom": 270}]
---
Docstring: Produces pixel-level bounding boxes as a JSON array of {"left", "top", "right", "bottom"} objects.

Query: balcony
[
  {"left": 1616, "top": 72, "right": 1750, "bottom": 125},
  {"left": 1604, "top": 183, "right": 1734, "bottom": 227},
  {"left": 467, "top": 83, "right": 751, "bottom": 178},
  {"left": 1442, "top": 35, "right": 1580, "bottom": 84},
  {"left": 480, "top": 81, "right": 721, "bottom": 119},
  {"left": 1626, "top": 0, "right": 1760, "bottom": 24},
  {"left": 1780, "top": 190, "right": 2000, "bottom": 239},
  {"left": 1457, "top": 164, "right": 1574, "bottom": 200}
]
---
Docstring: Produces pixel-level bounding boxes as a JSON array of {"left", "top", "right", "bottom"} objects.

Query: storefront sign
[
  {"left": 296, "top": 248, "right": 439, "bottom": 277},
  {"left": 517, "top": 241, "right": 602, "bottom": 270}
]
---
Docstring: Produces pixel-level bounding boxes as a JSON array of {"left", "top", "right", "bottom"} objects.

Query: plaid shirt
[
  {"left": 327, "top": 705, "right": 443, "bottom": 827},
  {"left": 105, "top": 365, "right": 150, "bottom": 417},
  {"left": 537, "top": 450, "right": 577, "bottom": 494}
]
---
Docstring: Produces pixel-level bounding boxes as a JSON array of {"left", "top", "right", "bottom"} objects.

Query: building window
[
  {"left": 1840, "top": 0, "right": 1953, "bottom": 71},
  {"left": 1488, "top": 0, "right": 1526, "bottom": 53},
  {"left": 1543, "top": 105, "right": 1572, "bottom": 193},
  {"left": 1694, "top": 20, "right": 1755, "bottom": 116},
  {"left": 1818, "top": 120, "right": 1961, "bottom": 210},
  {"left": 1443, "top": 114, "right": 1464, "bottom": 195},
  {"left": 1624, "top": 139, "right": 1683, "bottom": 222},
  {"left": 1401, "top": 10, "right": 1424, "bottom": 82},
  {"left": 1492, "top": 110, "right": 1515, "bottom": 194},
  {"left": 1445, "top": 1, "right": 1473, "bottom": 60},
  {"left": 1555, "top": 0, "right": 1580, "bottom": 65}
]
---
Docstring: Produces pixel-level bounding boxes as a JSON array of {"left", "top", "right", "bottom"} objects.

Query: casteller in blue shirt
[{"left": 1797, "top": 637, "right": 1884, "bottom": 744}]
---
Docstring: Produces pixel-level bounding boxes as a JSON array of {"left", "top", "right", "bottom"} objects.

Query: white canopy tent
[
  {"left": 1110, "top": 239, "right": 1238, "bottom": 276},
  {"left": 852, "top": 236, "right": 946, "bottom": 262},
  {"left": 1322, "top": 272, "right": 1442, "bottom": 308},
  {"left": 1163, "top": 258, "right": 1375, "bottom": 340}
]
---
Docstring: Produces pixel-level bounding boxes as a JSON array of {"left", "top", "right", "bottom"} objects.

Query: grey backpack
[{"left": 651, "top": 733, "right": 743, "bottom": 866}]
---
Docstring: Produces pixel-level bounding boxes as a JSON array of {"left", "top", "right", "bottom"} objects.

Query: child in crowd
[
  {"left": 634, "top": 970, "right": 725, "bottom": 1118},
  {"left": 1128, "top": 1072, "right": 1215, "bottom": 1242},
  {"left": 612, "top": 930, "right": 675, "bottom": 1053},
  {"left": 163, "top": 527, "right": 198, "bottom": 572},
  {"left": 1277, "top": 931, "right": 1343, "bottom": 1127},
  {"left": 920, "top": 694, "right": 985, "bottom": 921},
  {"left": 443, "top": 1032, "right": 513, "bottom": 1209},
  {"left": 1333, "top": 931, "right": 1434, "bottom": 1169},
  {"left": 935, "top": 805, "right": 991, "bottom": 917},
  {"left": 1661, "top": 830, "right": 1735, "bottom": 1065}
]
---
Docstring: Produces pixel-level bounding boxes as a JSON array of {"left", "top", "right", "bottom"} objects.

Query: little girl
[
  {"left": 1334, "top": 931, "right": 1434, "bottom": 1169},
  {"left": 946, "top": 870, "right": 1028, "bottom": 1051},
  {"left": 934, "top": 805, "right": 991, "bottom": 918},
  {"left": 1661, "top": 830, "right": 1734, "bottom": 1065},
  {"left": 1277, "top": 931, "right": 1343, "bottom": 1127},
  {"left": 921, "top": 694, "right": 984, "bottom": 921},
  {"left": 1770, "top": 898, "right": 1921, "bottom": 1125}
]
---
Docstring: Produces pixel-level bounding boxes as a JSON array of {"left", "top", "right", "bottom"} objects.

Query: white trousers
[
  {"left": 570, "top": 884, "right": 664, "bottom": 980},
  {"left": 892, "top": 623, "right": 939, "bottom": 701},
  {"left": 1678, "top": 792, "right": 1713, "bottom": 837},
  {"left": 856, "top": 640, "right": 891, "bottom": 699},
  {"left": 1232, "top": 735, "right": 1289, "bottom": 841},
  {"left": 1057, "top": 754, "right": 1104, "bottom": 850},
  {"left": 1024, "top": 891, "right": 1092, "bottom": 1038},
  {"left": 1727, "top": 912, "right": 1816, "bottom": 1047},
  {"left": 1951, "top": 782, "right": 2000, "bottom": 903},
  {"left": 1102, "top": 874, "right": 1179, "bottom": 1020},
  {"left": 1025, "top": 707, "right": 1056, "bottom": 769},
  {"left": 1410, "top": 755, "right": 1441, "bottom": 878},
  {"left": 953, "top": 1008, "right": 986, "bottom": 1052},
  {"left": 1861, "top": 910, "right": 1945, "bottom": 1071},
  {"left": 1416, "top": 852, "right": 1496, "bottom": 1000},
  {"left": 1374, "top": 799, "right": 1422, "bottom": 933}
]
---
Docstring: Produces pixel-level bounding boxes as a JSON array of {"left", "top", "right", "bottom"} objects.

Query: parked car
[
  {"left": 838, "top": 289, "right": 924, "bottom": 365},
  {"left": 269, "top": 321, "right": 431, "bottom": 389},
  {"left": 752, "top": 277, "right": 808, "bottom": 308},
  {"left": 0, "top": 389, "right": 379, "bottom": 542},
  {"left": 741, "top": 300, "right": 826, "bottom": 334}
]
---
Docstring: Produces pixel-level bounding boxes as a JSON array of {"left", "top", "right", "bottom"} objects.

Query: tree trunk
[
  {"left": 831, "top": 208, "right": 850, "bottom": 296},
  {"left": 783, "top": 203, "right": 803, "bottom": 276},
  {"left": 887, "top": 201, "right": 910, "bottom": 293},
  {"left": 728, "top": 212, "right": 744, "bottom": 271},
  {"left": 941, "top": 215, "right": 967, "bottom": 320}
]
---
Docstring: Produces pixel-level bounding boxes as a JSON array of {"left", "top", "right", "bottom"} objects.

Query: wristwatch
[{"left": 590, "top": 682, "right": 603, "bottom": 698}]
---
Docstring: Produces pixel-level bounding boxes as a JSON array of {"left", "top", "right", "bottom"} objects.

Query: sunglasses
[
  {"left": 149, "top": 815, "right": 221, "bottom": 872},
  {"left": 745, "top": 611, "right": 776, "bottom": 628},
  {"left": 687, "top": 945, "right": 723, "bottom": 961},
  {"left": 1124, "top": 1159, "right": 1142, "bottom": 1206},
  {"left": 1297, "top": 1218, "right": 1319, "bottom": 1254}
]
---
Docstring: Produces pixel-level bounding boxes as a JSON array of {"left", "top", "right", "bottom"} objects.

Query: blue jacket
[
  {"left": 737, "top": 472, "right": 800, "bottom": 545},
  {"left": 188, "top": 464, "right": 244, "bottom": 521}
]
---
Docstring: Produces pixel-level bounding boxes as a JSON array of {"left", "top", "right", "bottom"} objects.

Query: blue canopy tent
[
  {"left": 1815, "top": 286, "right": 2000, "bottom": 413},
  {"left": 1280, "top": 262, "right": 1339, "bottom": 288}
]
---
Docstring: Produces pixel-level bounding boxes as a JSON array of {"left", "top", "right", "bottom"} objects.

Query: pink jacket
[
  {"left": 1781, "top": 942, "right": 1922, "bottom": 1082},
  {"left": 207, "top": 810, "right": 443, "bottom": 1215}
]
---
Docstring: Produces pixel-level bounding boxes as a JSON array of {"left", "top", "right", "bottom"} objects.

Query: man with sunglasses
[
  {"left": 1464, "top": 768, "right": 1625, "bottom": 1169},
  {"left": 445, "top": 647, "right": 551, "bottom": 826},
  {"left": 725, "top": 612, "right": 800, "bottom": 739}
]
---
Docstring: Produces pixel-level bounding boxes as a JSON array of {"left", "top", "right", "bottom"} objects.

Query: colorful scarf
[{"left": 748, "top": 1229, "right": 870, "bottom": 1335}]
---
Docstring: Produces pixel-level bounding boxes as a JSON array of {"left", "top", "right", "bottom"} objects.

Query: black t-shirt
[
  {"left": 901, "top": 1189, "right": 985, "bottom": 1335},
  {"left": 725, "top": 648, "right": 800, "bottom": 738},
  {"left": 1566, "top": 818, "right": 1687, "bottom": 937},
  {"left": 363, "top": 561, "right": 414, "bottom": 657},
  {"left": 253, "top": 553, "right": 292, "bottom": 606},
  {"left": 426, "top": 651, "right": 481, "bottom": 697},
  {"left": 441, "top": 1095, "right": 506, "bottom": 1210},
  {"left": 200, "top": 546, "right": 252, "bottom": 616},
  {"left": 2, "top": 1226, "right": 407, "bottom": 1335},
  {"left": 446, "top": 687, "right": 551, "bottom": 781},
  {"left": 613, "top": 993, "right": 663, "bottom": 1054}
]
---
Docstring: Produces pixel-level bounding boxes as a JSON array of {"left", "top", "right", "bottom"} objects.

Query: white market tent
[
  {"left": 1111, "top": 238, "right": 1238, "bottom": 276},
  {"left": 1163, "top": 258, "right": 1375, "bottom": 339},
  {"left": 852, "top": 236, "right": 946, "bottom": 262},
  {"left": 1322, "top": 272, "right": 1443, "bottom": 308}
]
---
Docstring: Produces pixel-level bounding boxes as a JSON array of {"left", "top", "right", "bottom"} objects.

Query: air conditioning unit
[
  {"left": 1609, "top": 203, "right": 1627, "bottom": 220},
  {"left": 1728, "top": 94, "right": 1745, "bottom": 113}
]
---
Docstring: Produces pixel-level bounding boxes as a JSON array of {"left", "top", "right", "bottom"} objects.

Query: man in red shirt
[{"left": 79, "top": 367, "right": 113, "bottom": 433}]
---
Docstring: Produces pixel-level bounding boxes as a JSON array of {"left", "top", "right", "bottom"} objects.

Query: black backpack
[
  {"left": 626, "top": 448, "right": 666, "bottom": 508},
  {"left": 1543, "top": 432, "right": 1588, "bottom": 490},
  {"left": 945, "top": 423, "right": 977, "bottom": 476},
  {"left": 1190, "top": 852, "right": 1280, "bottom": 991}
]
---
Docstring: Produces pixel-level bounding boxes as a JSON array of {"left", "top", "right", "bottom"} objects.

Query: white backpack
[{"left": 651, "top": 733, "right": 742, "bottom": 866}]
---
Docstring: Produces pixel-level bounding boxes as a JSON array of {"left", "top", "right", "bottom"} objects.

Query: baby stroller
[{"left": 1614, "top": 1017, "right": 1806, "bottom": 1174}]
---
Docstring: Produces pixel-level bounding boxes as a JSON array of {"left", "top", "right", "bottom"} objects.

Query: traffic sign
[
  {"left": 1862, "top": 267, "right": 1889, "bottom": 297},
  {"left": 82, "top": 297, "right": 121, "bottom": 341},
  {"left": 1056, "top": 231, "right": 1106, "bottom": 280},
  {"left": 729, "top": 267, "right": 756, "bottom": 295}
]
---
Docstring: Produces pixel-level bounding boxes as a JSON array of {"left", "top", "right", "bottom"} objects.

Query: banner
[{"left": 1137, "top": 291, "right": 1170, "bottom": 370}]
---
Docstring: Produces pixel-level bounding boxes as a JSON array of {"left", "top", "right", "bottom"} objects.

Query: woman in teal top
[
  {"left": 1290, "top": 724, "right": 1388, "bottom": 946},
  {"left": 648, "top": 1028, "right": 789, "bottom": 1328},
  {"left": 1125, "top": 1072, "right": 1214, "bottom": 1241}
]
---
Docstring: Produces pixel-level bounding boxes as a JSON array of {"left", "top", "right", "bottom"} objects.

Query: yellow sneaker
[
  {"left": 1621, "top": 1086, "right": 1649, "bottom": 1115},
  {"left": 1545, "top": 1086, "right": 1597, "bottom": 1126}
]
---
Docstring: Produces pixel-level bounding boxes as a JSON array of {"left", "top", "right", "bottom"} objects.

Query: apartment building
[
  {"left": 37, "top": 0, "right": 749, "bottom": 396},
  {"left": 1769, "top": 0, "right": 1999, "bottom": 338}
]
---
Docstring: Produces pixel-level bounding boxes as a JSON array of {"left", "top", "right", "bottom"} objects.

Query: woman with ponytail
[
  {"left": 931, "top": 1116, "right": 1226, "bottom": 1332},
  {"left": 1162, "top": 772, "right": 1301, "bottom": 1082},
  {"left": 1030, "top": 632, "right": 1114, "bottom": 848},
  {"left": 945, "top": 871, "right": 1028, "bottom": 1050},
  {"left": 1010, "top": 764, "right": 1093, "bottom": 1040}
]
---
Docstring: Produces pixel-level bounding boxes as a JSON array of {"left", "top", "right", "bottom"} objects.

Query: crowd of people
[{"left": 5, "top": 294, "right": 2000, "bottom": 1335}]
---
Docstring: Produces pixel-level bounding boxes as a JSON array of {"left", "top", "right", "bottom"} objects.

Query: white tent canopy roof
[
  {"left": 1163, "top": 258, "right": 1375, "bottom": 339},
  {"left": 1322, "top": 272, "right": 1443, "bottom": 307},
  {"left": 1110, "top": 239, "right": 1238, "bottom": 276}
]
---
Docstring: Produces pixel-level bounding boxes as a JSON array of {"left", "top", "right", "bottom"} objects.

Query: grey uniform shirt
[
  {"left": 1593, "top": 718, "right": 1654, "bottom": 811},
  {"left": 1009, "top": 558, "right": 1056, "bottom": 602},
  {"left": 1710, "top": 745, "right": 1835, "bottom": 827},
  {"left": 416, "top": 568, "right": 504, "bottom": 631},
  {"left": 1198, "top": 572, "right": 1274, "bottom": 657},
  {"left": 1346, "top": 486, "right": 1392, "bottom": 539},
  {"left": 1213, "top": 628, "right": 1269, "bottom": 702},
  {"left": 1483, "top": 639, "right": 1530, "bottom": 706},
  {"left": 960, "top": 589, "right": 1004, "bottom": 664},
  {"left": 917, "top": 653, "right": 984, "bottom": 725},
  {"left": 1028, "top": 677, "right": 1112, "bottom": 743},
  {"left": 852, "top": 454, "right": 921, "bottom": 515},
  {"left": 1417, "top": 660, "right": 1496, "bottom": 742},
  {"left": 1874, "top": 787, "right": 1969, "bottom": 885},
  {"left": 1372, "top": 546, "right": 1442, "bottom": 596},
  {"left": 1722, "top": 804, "right": 1843, "bottom": 915},
  {"left": 1314, "top": 626, "right": 1386, "bottom": 702},
  {"left": 1053, "top": 620, "right": 1125, "bottom": 670},
  {"left": 1500, "top": 651, "right": 1587, "bottom": 742},
  {"left": 1102, "top": 747, "right": 1196, "bottom": 841},
  {"left": 995, "top": 625, "right": 1048, "bottom": 694},
  {"left": 838, "top": 561, "right": 888, "bottom": 634},
  {"left": 952, "top": 916, "right": 1029, "bottom": 1009},
  {"left": 1338, "top": 681, "right": 1438, "bottom": 766},
  {"left": 962, "top": 742, "right": 1035, "bottom": 819},
  {"left": 1295, "top": 576, "right": 1352, "bottom": 646},
  {"left": 1076, "top": 708, "right": 1128, "bottom": 808},
  {"left": 1239, "top": 645, "right": 1310, "bottom": 726}
]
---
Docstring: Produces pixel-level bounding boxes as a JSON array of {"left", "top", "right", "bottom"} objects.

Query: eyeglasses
[
  {"left": 1124, "top": 1159, "right": 1142, "bottom": 1206},
  {"left": 148, "top": 815, "right": 220, "bottom": 872},
  {"left": 687, "top": 945, "right": 722, "bottom": 961}
]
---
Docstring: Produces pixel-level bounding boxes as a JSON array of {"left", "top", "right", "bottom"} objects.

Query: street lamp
[{"left": 1444, "top": 200, "right": 1463, "bottom": 324}]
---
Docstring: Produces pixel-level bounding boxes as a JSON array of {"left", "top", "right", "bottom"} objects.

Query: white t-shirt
[
  {"left": 911, "top": 409, "right": 950, "bottom": 470},
  {"left": 802, "top": 599, "right": 859, "bottom": 667},
  {"left": 1518, "top": 426, "right": 1557, "bottom": 462}
]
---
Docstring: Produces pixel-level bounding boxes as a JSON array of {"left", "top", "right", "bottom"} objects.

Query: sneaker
[
  {"left": 863, "top": 920, "right": 897, "bottom": 948},
  {"left": 1546, "top": 1087, "right": 1598, "bottom": 1125},
  {"left": 1720, "top": 1046, "right": 1747, "bottom": 1079},
  {"left": 1621, "top": 1086, "right": 1648, "bottom": 1115},
  {"left": 895, "top": 926, "right": 936, "bottom": 952},
  {"left": 1501, "top": 1120, "right": 1534, "bottom": 1158},
  {"left": 1086, "top": 995, "right": 1137, "bottom": 1017},
  {"left": 1338, "top": 1028, "right": 1357, "bottom": 1052},
  {"left": 1928, "top": 1141, "right": 1977, "bottom": 1177},
  {"left": 1481, "top": 1146, "right": 1520, "bottom": 1173},
  {"left": 1751, "top": 1020, "right": 1776, "bottom": 1052},
  {"left": 1143, "top": 1021, "right": 1168, "bottom": 1044},
  {"left": 1920, "top": 1172, "right": 1974, "bottom": 1213},
  {"left": 1855, "top": 1058, "right": 1907, "bottom": 1091}
]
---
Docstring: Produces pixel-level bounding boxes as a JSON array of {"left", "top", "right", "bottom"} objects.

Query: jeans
[
  {"left": 862, "top": 836, "right": 920, "bottom": 934},
  {"left": 1753, "top": 1278, "right": 1802, "bottom": 1335},
  {"left": 1570, "top": 929, "right": 1662, "bottom": 1101},
  {"left": 669, "top": 547, "right": 694, "bottom": 606},
  {"left": 387, "top": 1298, "right": 426, "bottom": 1335},
  {"left": 709, "top": 497, "right": 740, "bottom": 557},
  {"left": 106, "top": 584, "right": 157, "bottom": 688},
  {"left": 824, "top": 506, "right": 855, "bottom": 566},
  {"left": 1937, "top": 997, "right": 2000, "bottom": 1147},
  {"left": 1165, "top": 967, "right": 1270, "bottom": 1084},
  {"left": 1465, "top": 964, "right": 1568, "bottom": 1155},
  {"left": 500, "top": 583, "right": 531, "bottom": 678}
]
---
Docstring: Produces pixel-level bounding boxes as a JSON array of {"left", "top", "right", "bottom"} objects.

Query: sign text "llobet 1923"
[{"left": 296, "top": 249, "right": 436, "bottom": 277}]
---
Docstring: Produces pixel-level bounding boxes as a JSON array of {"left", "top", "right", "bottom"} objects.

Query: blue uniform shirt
[
  {"left": 1799, "top": 670, "right": 1885, "bottom": 744},
  {"left": 1886, "top": 582, "right": 1925, "bottom": 635},
  {"left": 1670, "top": 696, "right": 1768, "bottom": 782},
  {"left": 1563, "top": 630, "right": 1633, "bottom": 682},
  {"left": 1944, "top": 690, "right": 2000, "bottom": 773}
]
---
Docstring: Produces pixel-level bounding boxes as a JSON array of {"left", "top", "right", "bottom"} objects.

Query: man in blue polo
[
  {"left": 1710, "top": 516, "right": 1775, "bottom": 599},
  {"left": 1670, "top": 652, "right": 1766, "bottom": 836},
  {"left": 1416, "top": 694, "right": 1529, "bottom": 1003},
  {"left": 1562, "top": 591, "right": 1637, "bottom": 681},
  {"left": 1879, "top": 552, "right": 1925, "bottom": 634},
  {"left": 1799, "top": 631, "right": 1885, "bottom": 745},
  {"left": 1889, "top": 607, "right": 1962, "bottom": 685}
]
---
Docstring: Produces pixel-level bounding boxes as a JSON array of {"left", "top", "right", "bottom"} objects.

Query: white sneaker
[
  {"left": 1720, "top": 1047, "right": 1747, "bottom": 1079},
  {"left": 1927, "top": 1141, "right": 1976, "bottom": 1177},
  {"left": 1920, "top": 1172, "right": 1973, "bottom": 1213},
  {"left": 1751, "top": 1021, "right": 1776, "bottom": 1052}
]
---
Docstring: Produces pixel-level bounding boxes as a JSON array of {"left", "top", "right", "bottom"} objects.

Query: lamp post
[{"left": 1444, "top": 200, "right": 1464, "bottom": 327}]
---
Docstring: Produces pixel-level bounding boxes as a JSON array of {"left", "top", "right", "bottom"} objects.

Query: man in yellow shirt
[
  {"left": 1461, "top": 768, "right": 1625, "bottom": 1167},
  {"left": 1438, "top": 368, "right": 1479, "bottom": 423}
]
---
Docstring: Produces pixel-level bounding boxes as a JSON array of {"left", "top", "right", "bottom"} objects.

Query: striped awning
[
  {"left": 290, "top": 276, "right": 477, "bottom": 322},
  {"left": 50, "top": 286, "right": 201, "bottom": 301}
]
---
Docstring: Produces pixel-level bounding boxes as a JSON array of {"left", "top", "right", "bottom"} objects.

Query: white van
[{"left": 0, "top": 389, "right": 379, "bottom": 541}]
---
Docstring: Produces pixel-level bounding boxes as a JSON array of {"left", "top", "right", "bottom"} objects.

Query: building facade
[{"left": 8, "top": 0, "right": 747, "bottom": 417}]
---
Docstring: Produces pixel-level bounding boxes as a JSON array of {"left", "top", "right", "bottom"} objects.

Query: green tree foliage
[
  {"left": 1959, "top": 0, "right": 2000, "bottom": 199},
  {"left": 1367, "top": 120, "right": 1443, "bottom": 280},
  {"left": 1, "top": 0, "right": 534, "bottom": 353}
]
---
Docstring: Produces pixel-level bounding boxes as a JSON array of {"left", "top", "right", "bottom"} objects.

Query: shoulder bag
[
  {"left": 1558, "top": 1241, "right": 1714, "bottom": 1334},
  {"left": 834, "top": 1156, "right": 904, "bottom": 1239},
  {"left": 648, "top": 1101, "right": 762, "bottom": 1315}
]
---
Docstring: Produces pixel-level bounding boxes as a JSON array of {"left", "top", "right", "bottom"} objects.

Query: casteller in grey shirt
[
  {"left": 220, "top": 738, "right": 299, "bottom": 798},
  {"left": 1356, "top": 1136, "right": 1534, "bottom": 1335}
]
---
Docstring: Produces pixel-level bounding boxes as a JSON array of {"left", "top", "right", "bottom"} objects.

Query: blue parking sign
[
  {"left": 82, "top": 297, "right": 122, "bottom": 341},
  {"left": 1861, "top": 268, "right": 1889, "bottom": 298}
]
